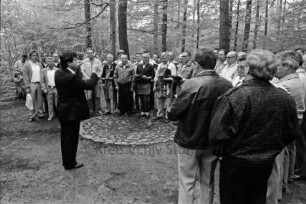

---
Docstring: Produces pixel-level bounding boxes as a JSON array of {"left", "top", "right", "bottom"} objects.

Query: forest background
[{"left": 0, "top": 0, "right": 305, "bottom": 100}]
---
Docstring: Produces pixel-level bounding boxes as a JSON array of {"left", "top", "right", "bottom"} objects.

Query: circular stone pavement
[{"left": 80, "top": 115, "right": 176, "bottom": 145}]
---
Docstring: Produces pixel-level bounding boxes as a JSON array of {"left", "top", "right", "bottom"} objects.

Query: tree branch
[
  {"left": 128, "top": 28, "right": 154, "bottom": 35},
  {"left": 127, "top": 13, "right": 144, "bottom": 21},
  {"left": 47, "top": 4, "right": 109, "bottom": 31},
  {"left": 33, "top": 3, "right": 84, "bottom": 12},
  {"left": 90, "top": 0, "right": 109, "bottom": 7}
]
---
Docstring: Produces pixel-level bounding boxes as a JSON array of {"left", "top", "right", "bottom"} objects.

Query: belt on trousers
[{"left": 48, "top": 85, "right": 56, "bottom": 89}]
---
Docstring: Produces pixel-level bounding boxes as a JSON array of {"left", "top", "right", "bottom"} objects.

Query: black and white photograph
[{"left": 0, "top": 0, "right": 305, "bottom": 203}]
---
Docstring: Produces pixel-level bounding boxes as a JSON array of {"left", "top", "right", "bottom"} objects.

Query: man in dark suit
[
  {"left": 135, "top": 53, "right": 155, "bottom": 118},
  {"left": 55, "top": 51, "right": 99, "bottom": 170}
]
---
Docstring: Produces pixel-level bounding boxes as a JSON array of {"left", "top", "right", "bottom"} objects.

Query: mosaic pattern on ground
[{"left": 80, "top": 115, "right": 176, "bottom": 145}]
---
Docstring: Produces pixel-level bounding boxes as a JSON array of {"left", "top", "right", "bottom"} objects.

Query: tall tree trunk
[
  {"left": 84, "top": 0, "right": 92, "bottom": 48},
  {"left": 181, "top": 0, "right": 188, "bottom": 52},
  {"left": 110, "top": 0, "right": 116, "bottom": 57},
  {"left": 0, "top": 0, "right": 2, "bottom": 51},
  {"left": 118, "top": 0, "right": 129, "bottom": 57},
  {"left": 263, "top": 0, "right": 268, "bottom": 48},
  {"left": 264, "top": 0, "right": 268, "bottom": 37},
  {"left": 242, "top": 0, "right": 252, "bottom": 52},
  {"left": 153, "top": 1, "right": 159, "bottom": 52},
  {"left": 219, "top": 0, "right": 231, "bottom": 51},
  {"left": 177, "top": 0, "right": 181, "bottom": 25},
  {"left": 229, "top": 0, "right": 234, "bottom": 45},
  {"left": 176, "top": 0, "right": 181, "bottom": 48},
  {"left": 234, "top": 0, "right": 241, "bottom": 50},
  {"left": 279, "top": 0, "right": 287, "bottom": 50},
  {"left": 277, "top": 0, "right": 282, "bottom": 34},
  {"left": 282, "top": 0, "right": 286, "bottom": 27},
  {"left": 253, "top": 0, "right": 261, "bottom": 49},
  {"left": 192, "top": 0, "right": 196, "bottom": 49},
  {"left": 161, "top": 0, "right": 168, "bottom": 52},
  {"left": 196, "top": 0, "right": 200, "bottom": 50}
]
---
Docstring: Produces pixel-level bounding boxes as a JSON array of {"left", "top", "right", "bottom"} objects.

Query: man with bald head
[
  {"left": 168, "top": 51, "right": 175, "bottom": 63},
  {"left": 220, "top": 51, "right": 238, "bottom": 82},
  {"left": 114, "top": 54, "right": 135, "bottom": 116},
  {"left": 214, "top": 49, "right": 227, "bottom": 74}
]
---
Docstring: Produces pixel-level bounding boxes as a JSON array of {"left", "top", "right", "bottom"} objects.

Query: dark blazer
[
  {"left": 136, "top": 63, "right": 155, "bottom": 82},
  {"left": 55, "top": 68, "right": 99, "bottom": 121}
]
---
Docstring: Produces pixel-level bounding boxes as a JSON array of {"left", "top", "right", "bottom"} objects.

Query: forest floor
[{"left": 1, "top": 100, "right": 306, "bottom": 204}]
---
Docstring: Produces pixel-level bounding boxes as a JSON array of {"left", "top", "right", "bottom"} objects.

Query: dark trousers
[
  {"left": 93, "top": 84, "right": 101, "bottom": 112},
  {"left": 220, "top": 156, "right": 273, "bottom": 204},
  {"left": 135, "top": 93, "right": 140, "bottom": 110},
  {"left": 296, "top": 116, "right": 306, "bottom": 176},
  {"left": 150, "top": 82, "right": 154, "bottom": 110},
  {"left": 113, "top": 88, "right": 118, "bottom": 110},
  {"left": 118, "top": 83, "right": 133, "bottom": 114},
  {"left": 59, "top": 120, "right": 80, "bottom": 168},
  {"left": 139, "top": 94, "right": 150, "bottom": 113},
  {"left": 42, "top": 92, "right": 48, "bottom": 114}
]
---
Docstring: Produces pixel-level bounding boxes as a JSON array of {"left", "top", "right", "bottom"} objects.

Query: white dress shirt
[
  {"left": 47, "top": 69, "right": 56, "bottom": 87},
  {"left": 167, "top": 62, "right": 177, "bottom": 76},
  {"left": 30, "top": 61, "right": 41, "bottom": 82},
  {"left": 220, "top": 62, "right": 238, "bottom": 82}
]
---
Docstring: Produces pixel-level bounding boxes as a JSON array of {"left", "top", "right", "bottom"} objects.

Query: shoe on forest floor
[
  {"left": 29, "top": 117, "right": 35, "bottom": 122},
  {"left": 293, "top": 175, "right": 306, "bottom": 181},
  {"left": 163, "top": 118, "right": 170, "bottom": 123},
  {"left": 153, "top": 116, "right": 162, "bottom": 121},
  {"left": 138, "top": 113, "right": 146, "bottom": 118},
  {"left": 64, "top": 163, "right": 84, "bottom": 170},
  {"left": 38, "top": 114, "right": 45, "bottom": 119}
]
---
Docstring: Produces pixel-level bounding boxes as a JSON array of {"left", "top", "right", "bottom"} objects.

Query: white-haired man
[
  {"left": 295, "top": 54, "right": 306, "bottom": 180},
  {"left": 154, "top": 52, "right": 175, "bottom": 121},
  {"left": 209, "top": 49, "right": 300, "bottom": 204},
  {"left": 214, "top": 49, "right": 227, "bottom": 74},
  {"left": 114, "top": 54, "right": 135, "bottom": 116},
  {"left": 220, "top": 51, "right": 238, "bottom": 83},
  {"left": 267, "top": 51, "right": 305, "bottom": 204}
]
